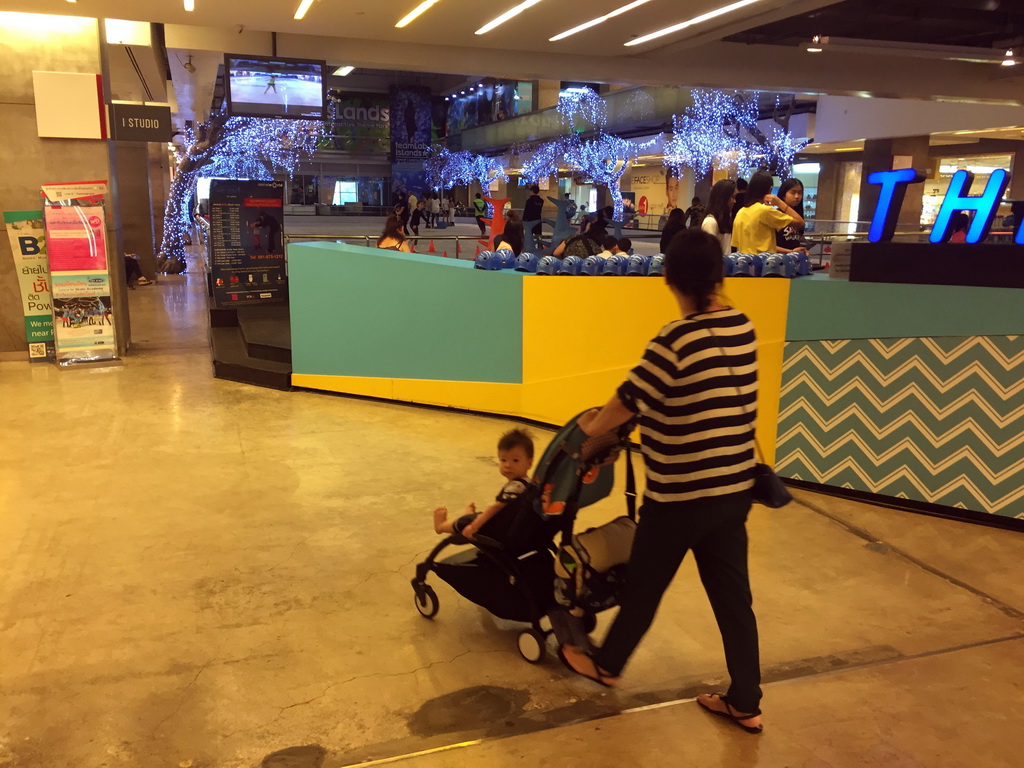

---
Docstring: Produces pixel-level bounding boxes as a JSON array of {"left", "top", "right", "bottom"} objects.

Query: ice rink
[{"left": 228, "top": 75, "right": 322, "bottom": 115}]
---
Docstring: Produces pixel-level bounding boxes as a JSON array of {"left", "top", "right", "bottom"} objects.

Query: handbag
[{"left": 752, "top": 438, "right": 792, "bottom": 508}]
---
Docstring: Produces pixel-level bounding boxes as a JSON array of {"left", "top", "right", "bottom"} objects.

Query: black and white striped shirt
[{"left": 617, "top": 308, "right": 757, "bottom": 503}]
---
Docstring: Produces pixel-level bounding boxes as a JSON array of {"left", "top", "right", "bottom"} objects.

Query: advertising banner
[
  {"left": 3, "top": 210, "right": 55, "bottom": 362},
  {"left": 329, "top": 94, "right": 390, "bottom": 153},
  {"left": 390, "top": 86, "right": 432, "bottom": 200},
  {"left": 208, "top": 179, "right": 287, "bottom": 307},
  {"left": 44, "top": 200, "right": 117, "bottom": 362}
]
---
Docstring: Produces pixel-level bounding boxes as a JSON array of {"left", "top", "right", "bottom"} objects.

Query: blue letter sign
[
  {"left": 929, "top": 169, "right": 1010, "bottom": 244},
  {"left": 867, "top": 168, "right": 926, "bottom": 243}
]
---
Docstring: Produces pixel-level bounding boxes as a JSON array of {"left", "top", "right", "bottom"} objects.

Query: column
[
  {"left": 860, "top": 135, "right": 930, "bottom": 229},
  {"left": 0, "top": 12, "right": 115, "bottom": 357}
]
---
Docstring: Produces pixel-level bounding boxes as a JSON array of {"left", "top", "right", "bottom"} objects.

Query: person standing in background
[
  {"left": 523, "top": 185, "right": 545, "bottom": 240},
  {"left": 775, "top": 179, "right": 808, "bottom": 253},
  {"left": 685, "top": 197, "right": 706, "bottom": 229},
  {"left": 732, "top": 178, "right": 748, "bottom": 219},
  {"left": 701, "top": 179, "right": 737, "bottom": 256},
  {"left": 429, "top": 193, "right": 441, "bottom": 228},
  {"left": 660, "top": 208, "right": 686, "bottom": 253},
  {"left": 473, "top": 193, "right": 488, "bottom": 236}
]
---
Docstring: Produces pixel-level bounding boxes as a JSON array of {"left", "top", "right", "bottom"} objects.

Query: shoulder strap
[{"left": 624, "top": 442, "right": 637, "bottom": 521}]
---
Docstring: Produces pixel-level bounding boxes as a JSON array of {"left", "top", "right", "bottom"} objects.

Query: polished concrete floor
[{"left": 1, "top": 266, "right": 1022, "bottom": 768}]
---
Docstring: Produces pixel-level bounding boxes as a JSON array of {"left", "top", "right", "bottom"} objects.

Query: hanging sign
[
  {"left": 109, "top": 104, "right": 172, "bottom": 142},
  {"left": 3, "top": 210, "right": 55, "bottom": 362}
]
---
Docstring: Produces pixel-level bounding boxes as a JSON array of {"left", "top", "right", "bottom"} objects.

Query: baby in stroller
[{"left": 432, "top": 429, "right": 533, "bottom": 541}]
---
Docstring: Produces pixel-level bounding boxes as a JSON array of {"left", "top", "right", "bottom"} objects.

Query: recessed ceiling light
[
  {"left": 1002, "top": 49, "right": 1017, "bottom": 67},
  {"left": 333, "top": 66, "right": 355, "bottom": 76},
  {"left": 396, "top": 0, "right": 441, "bottom": 28},
  {"left": 625, "top": 0, "right": 767, "bottom": 47},
  {"left": 478, "top": 82, "right": 484, "bottom": 87},
  {"left": 184, "top": 0, "right": 195, "bottom": 10},
  {"left": 549, "top": 0, "right": 651, "bottom": 42},
  {"left": 460, "top": 90, "right": 465, "bottom": 94},
  {"left": 294, "top": 0, "right": 315, "bottom": 20},
  {"left": 476, "top": 0, "right": 544, "bottom": 35}
]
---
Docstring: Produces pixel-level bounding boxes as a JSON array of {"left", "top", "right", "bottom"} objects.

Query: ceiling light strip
[
  {"left": 625, "top": 0, "right": 765, "bottom": 47},
  {"left": 184, "top": 0, "right": 195, "bottom": 10},
  {"left": 294, "top": 0, "right": 315, "bottom": 20},
  {"left": 550, "top": 0, "right": 651, "bottom": 42},
  {"left": 396, "top": 0, "right": 441, "bottom": 28},
  {"left": 476, "top": 0, "right": 544, "bottom": 35}
]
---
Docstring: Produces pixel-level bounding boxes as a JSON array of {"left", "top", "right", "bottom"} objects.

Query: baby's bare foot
[{"left": 433, "top": 506, "right": 448, "bottom": 534}]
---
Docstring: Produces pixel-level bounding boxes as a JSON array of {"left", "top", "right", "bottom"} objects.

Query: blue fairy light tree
[
  {"left": 159, "top": 113, "right": 323, "bottom": 270},
  {"left": 518, "top": 135, "right": 579, "bottom": 185},
  {"left": 664, "top": 89, "right": 808, "bottom": 179},
  {"left": 569, "top": 133, "right": 656, "bottom": 221},
  {"left": 557, "top": 87, "right": 607, "bottom": 133}
]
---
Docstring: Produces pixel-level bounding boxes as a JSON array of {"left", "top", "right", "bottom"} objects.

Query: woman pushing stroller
[{"left": 559, "top": 228, "right": 765, "bottom": 735}]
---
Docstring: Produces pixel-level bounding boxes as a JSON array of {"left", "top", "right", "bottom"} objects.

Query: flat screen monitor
[{"left": 224, "top": 54, "right": 326, "bottom": 120}]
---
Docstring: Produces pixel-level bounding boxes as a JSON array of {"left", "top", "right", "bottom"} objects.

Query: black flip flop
[
  {"left": 557, "top": 646, "right": 615, "bottom": 688},
  {"left": 697, "top": 693, "right": 763, "bottom": 734}
]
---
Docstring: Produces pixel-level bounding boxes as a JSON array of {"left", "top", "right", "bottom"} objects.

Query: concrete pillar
[
  {"left": 113, "top": 142, "right": 158, "bottom": 258},
  {"left": 0, "top": 13, "right": 116, "bottom": 357},
  {"left": 860, "top": 135, "right": 930, "bottom": 229},
  {"left": 816, "top": 156, "right": 840, "bottom": 222},
  {"left": 536, "top": 81, "right": 561, "bottom": 111},
  {"left": 149, "top": 143, "right": 170, "bottom": 253},
  {"left": 1008, "top": 150, "right": 1024, "bottom": 201}
]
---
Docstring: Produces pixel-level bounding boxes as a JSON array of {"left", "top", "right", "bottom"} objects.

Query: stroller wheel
[
  {"left": 414, "top": 585, "right": 439, "bottom": 618},
  {"left": 517, "top": 629, "right": 545, "bottom": 664}
]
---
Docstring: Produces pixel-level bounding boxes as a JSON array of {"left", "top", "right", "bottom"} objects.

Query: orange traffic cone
[
  {"left": 442, "top": 250, "right": 449, "bottom": 258},
  {"left": 428, "top": 240, "right": 436, "bottom": 253}
]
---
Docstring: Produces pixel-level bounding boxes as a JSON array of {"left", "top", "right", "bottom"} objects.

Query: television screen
[{"left": 224, "top": 54, "right": 326, "bottom": 120}]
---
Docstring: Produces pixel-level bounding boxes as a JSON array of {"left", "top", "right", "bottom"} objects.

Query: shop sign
[
  {"left": 109, "top": 103, "right": 172, "bottom": 142},
  {"left": 868, "top": 167, "right": 1020, "bottom": 244}
]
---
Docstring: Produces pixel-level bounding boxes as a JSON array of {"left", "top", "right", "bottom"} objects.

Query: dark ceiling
[{"left": 725, "top": 0, "right": 1024, "bottom": 49}]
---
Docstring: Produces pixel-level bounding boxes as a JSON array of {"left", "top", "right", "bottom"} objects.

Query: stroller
[{"left": 411, "top": 411, "right": 637, "bottom": 663}]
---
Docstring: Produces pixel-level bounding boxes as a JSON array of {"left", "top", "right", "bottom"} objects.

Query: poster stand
[
  {"left": 208, "top": 179, "right": 287, "bottom": 307},
  {"left": 41, "top": 181, "right": 121, "bottom": 367},
  {"left": 3, "top": 210, "right": 56, "bottom": 362}
]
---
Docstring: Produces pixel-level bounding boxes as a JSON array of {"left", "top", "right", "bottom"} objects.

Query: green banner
[{"left": 3, "top": 210, "right": 55, "bottom": 362}]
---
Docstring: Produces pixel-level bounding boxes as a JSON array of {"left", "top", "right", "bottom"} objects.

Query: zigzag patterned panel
[{"left": 775, "top": 336, "right": 1024, "bottom": 519}]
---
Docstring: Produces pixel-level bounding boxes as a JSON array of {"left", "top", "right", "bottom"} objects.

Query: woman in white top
[
  {"left": 701, "top": 178, "right": 737, "bottom": 256},
  {"left": 428, "top": 194, "right": 441, "bottom": 227}
]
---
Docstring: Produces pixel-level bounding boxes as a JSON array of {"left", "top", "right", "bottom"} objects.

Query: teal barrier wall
[
  {"left": 786, "top": 277, "right": 1024, "bottom": 340},
  {"left": 289, "top": 242, "right": 524, "bottom": 383}
]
